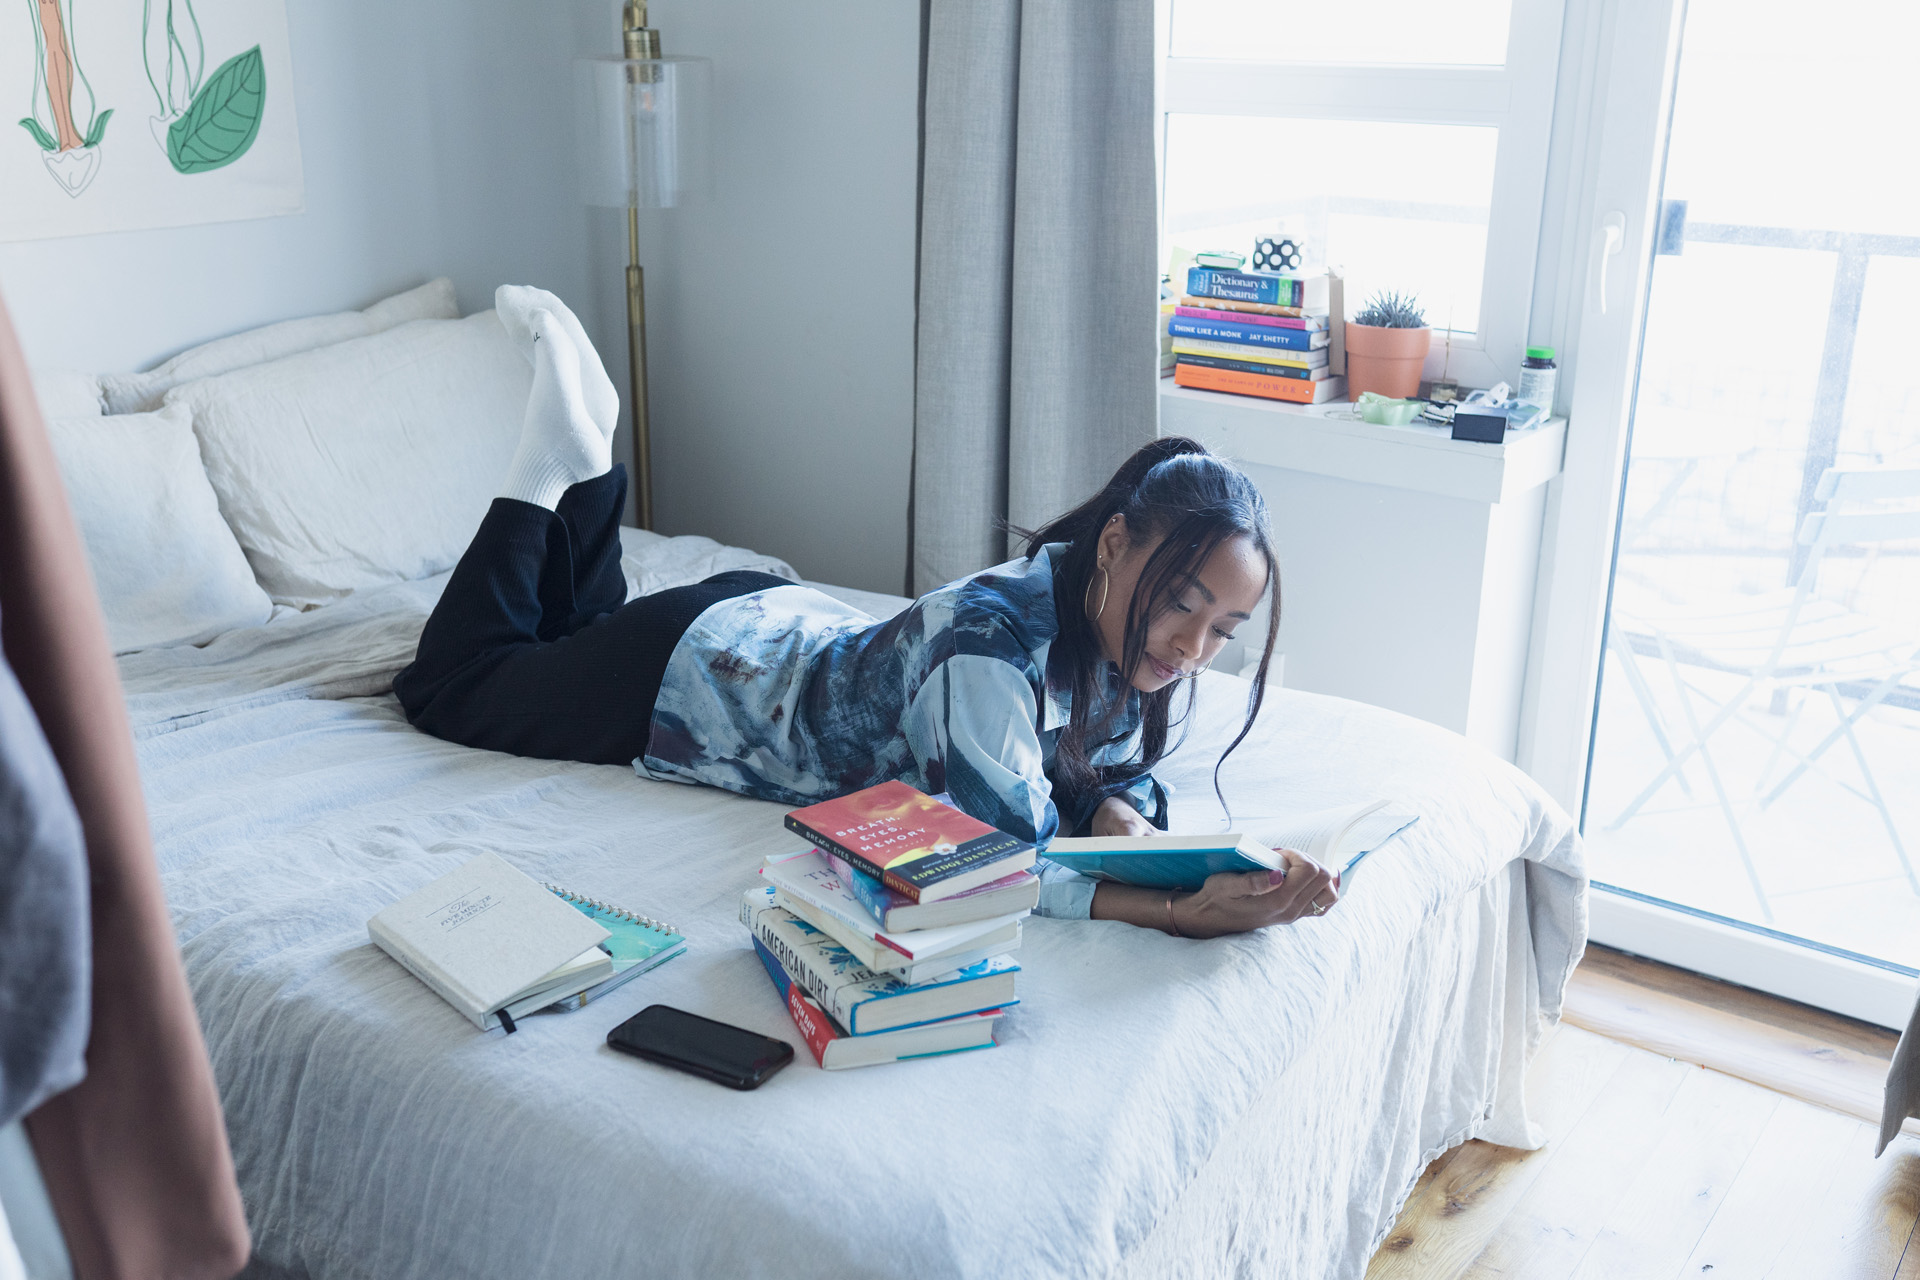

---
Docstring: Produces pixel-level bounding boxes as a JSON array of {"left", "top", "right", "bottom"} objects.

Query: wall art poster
[{"left": 2, "top": 0, "right": 302, "bottom": 242}]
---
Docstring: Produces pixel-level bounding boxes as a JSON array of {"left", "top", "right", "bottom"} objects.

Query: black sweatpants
[{"left": 394, "top": 465, "right": 789, "bottom": 765}]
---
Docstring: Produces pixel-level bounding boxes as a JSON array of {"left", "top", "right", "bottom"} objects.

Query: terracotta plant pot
[{"left": 1345, "top": 323, "right": 1432, "bottom": 401}]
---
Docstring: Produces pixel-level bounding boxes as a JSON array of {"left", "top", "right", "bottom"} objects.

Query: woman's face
[{"left": 1089, "top": 516, "right": 1268, "bottom": 693}]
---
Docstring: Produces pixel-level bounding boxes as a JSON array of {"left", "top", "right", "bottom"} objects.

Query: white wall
[
  {"left": 1, "top": 0, "right": 607, "bottom": 376},
  {"left": 2, "top": 0, "right": 924, "bottom": 595},
  {"left": 619, "top": 1, "right": 921, "bottom": 594}
]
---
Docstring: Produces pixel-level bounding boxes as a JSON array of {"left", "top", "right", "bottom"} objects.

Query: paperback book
[
  {"left": 785, "top": 780, "right": 1035, "bottom": 903},
  {"left": 751, "top": 936, "right": 1001, "bottom": 1070},
  {"left": 761, "top": 849, "right": 1029, "bottom": 961},
  {"left": 1166, "top": 316, "right": 1330, "bottom": 351},
  {"left": 1173, "top": 304, "right": 1326, "bottom": 331},
  {"left": 827, "top": 853, "right": 1039, "bottom": 932},
  {"left": 1174, "top": 354, "right": 1327, "bottom": 382},
  {"left": 1170, "top": 337, "right": 1328, "bottom": 368},
  {"left": 740, "top": 888, "right": 1018, "bottom": 1034},
  {"left": 1043, "top": 800, "right": 1418, "bottom": 891},
  {"left": 1173, "top": 362, "right": 1348, "bottom": 405},
  {"left": 1185, "top": 268, "right": 1329, "bottom": 310},
  {"left": 1179, "top": 294, "right": 1315, "bottom": 318}
]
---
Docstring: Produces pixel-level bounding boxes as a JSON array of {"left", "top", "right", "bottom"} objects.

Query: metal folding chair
[{"left": 1604, "top": 467, "right": 1920, "bottom": 920}]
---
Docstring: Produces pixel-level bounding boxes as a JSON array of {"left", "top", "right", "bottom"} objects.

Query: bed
[{"left": 41, "top": 285, "right": 1587, "bottom": 1280}]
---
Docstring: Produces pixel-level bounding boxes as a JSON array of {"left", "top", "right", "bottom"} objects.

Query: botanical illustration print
[
  {"left": 143, "top": 0, "right": 265, "bottom": 174},
  {"left": 20, "top": 0, "right": 111, "bottom": 195}
]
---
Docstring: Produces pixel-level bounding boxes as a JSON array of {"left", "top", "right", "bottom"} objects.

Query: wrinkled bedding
[{"left": 126, "top": 540, "right": 1585, "bottom": 1280}]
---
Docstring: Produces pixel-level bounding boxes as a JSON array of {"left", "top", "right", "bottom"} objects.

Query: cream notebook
[{"left": 369, "top": 851, "right": 612, "bottom": 1031}]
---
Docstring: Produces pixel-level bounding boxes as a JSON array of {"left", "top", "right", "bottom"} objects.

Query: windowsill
[{"left": 1158, "top": 381, "right": 1568, "bottom": 504}]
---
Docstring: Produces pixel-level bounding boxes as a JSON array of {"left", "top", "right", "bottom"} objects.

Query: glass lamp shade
[{"left": 573, "top": 55, "right": 713, "bottom": 209}]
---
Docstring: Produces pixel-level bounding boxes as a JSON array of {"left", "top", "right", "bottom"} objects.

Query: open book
[{"left": 1043, "top": 800, "right": 1418, "bottom": 892}]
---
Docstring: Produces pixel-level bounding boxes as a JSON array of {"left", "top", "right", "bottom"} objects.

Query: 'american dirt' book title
[{"left": 784, "top": 781, "right": 1036, "bottom": 903}]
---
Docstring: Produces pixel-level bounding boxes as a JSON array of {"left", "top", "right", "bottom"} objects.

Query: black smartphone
[{"left": 607, "top": 1005, "right": 794, "bottom": 1090}]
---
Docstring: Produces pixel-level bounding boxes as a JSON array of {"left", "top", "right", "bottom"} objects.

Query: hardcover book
[
  {"left": 367, "top": 851, "right": 612, "bottom": 1031},
  {"left": 1170, "top": 337, "right": 1328, "bottom": 368},
  {"left": 1173, "top": 362, "right": 1348, "bottom": 405},
  {"left": 1166, "top": 316, "right": 1330, "bottom": 351},
  {"left": 750, "top": 936, "right": 1001, "bottom": 1070},
  {"left": 784, "top": 780, "right": 1035, "bottom": 903},
  {"left": 1044, "top": 800, "right": 1418, "bottom": 891},
  {"left": 759, "top": 878, "right": 1023, "bottom": 980},
  {"left": 739, "top": 889, "right": 1018, "bottom": 1034}
]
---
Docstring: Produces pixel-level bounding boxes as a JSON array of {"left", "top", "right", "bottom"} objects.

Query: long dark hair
[{"left": 1020, "top": 436, "right": 1281, "bottom": 818}]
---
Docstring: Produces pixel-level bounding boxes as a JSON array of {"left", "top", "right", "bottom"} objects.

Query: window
[{"left": 1158, "top": 0, "right": 1565, "bottom": 389}]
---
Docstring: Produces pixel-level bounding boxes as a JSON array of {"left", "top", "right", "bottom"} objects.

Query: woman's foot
[{"left": 496, "top": 288, "right": 620, "bottom": 510}]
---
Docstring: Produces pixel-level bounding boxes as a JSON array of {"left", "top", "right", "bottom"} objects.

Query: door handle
[{"left": 1592, "top": 210, "right": 1627, "bottom": 316}]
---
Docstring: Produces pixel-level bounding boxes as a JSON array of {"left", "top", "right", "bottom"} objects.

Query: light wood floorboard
[{"left": 1367, "top": 947, "right": 1920, "bottom": 1279}]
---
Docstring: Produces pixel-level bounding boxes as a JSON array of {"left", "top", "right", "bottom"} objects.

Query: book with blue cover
[
  {"left": 740, "top": 886, "right": 1018, "bottom": 1034},
  {"left": 540, "top": 883, "right": 686, "bottom": 1011},
  {"left": 750, "top": 935, "right": 1001, "bottom": 1069},
  {"left": 1043, "top": 800, "right": 1418, "bottom": 892},
  {"left": 1166, "top": 316, "right": 1331, "bottom": 351},
  {"left": 1185, "top": 267, "right": 1329, "bottom": 310}
]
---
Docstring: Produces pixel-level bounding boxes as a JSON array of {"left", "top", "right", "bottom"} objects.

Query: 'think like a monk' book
[{"left": 784, "top": 781, "right": 1036, "bottom": 904}]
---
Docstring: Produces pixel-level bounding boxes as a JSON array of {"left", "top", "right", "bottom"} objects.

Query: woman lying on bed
[{"left": 395, "top": 287, "right": 1339, "bottom": 938}]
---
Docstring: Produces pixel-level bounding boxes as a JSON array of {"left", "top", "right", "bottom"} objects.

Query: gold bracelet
[{"left": 1166, "top": 892, "right": 1185, "bottom": 938}]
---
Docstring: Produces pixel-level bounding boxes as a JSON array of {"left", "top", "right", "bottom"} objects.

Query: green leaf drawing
[
  {"left": 18, "top": 118, "right": 58, "bottom": 152},
  {"left": 167, "top": 45, "right": 264, "bottom": 174},
  {"left": 82, "top": 108, "right": 114, "bottom": 149}
]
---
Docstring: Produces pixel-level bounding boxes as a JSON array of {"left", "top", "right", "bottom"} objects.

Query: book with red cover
[
  {"left": 784, "top": 780, "right": 1036, "bottom": 903},
  {"left": 1173, "top": 304, "right": 1326, "bottom": 331}
]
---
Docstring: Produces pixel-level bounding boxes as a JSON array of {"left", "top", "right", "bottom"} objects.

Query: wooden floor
[{"left": 1366, "top": 946, "right": 1920, "bottom": 1279}]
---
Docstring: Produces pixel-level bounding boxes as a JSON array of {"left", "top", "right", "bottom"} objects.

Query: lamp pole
[{"left": 622, "top": 0, "right": 660, "bottom": 529}]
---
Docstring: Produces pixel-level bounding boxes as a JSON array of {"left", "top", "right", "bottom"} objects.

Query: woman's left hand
[{"left": 1091, "top": 794, "right": 1156, "bottom": 838}]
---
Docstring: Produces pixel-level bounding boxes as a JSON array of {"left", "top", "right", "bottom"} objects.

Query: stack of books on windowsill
[
  {"left": 1171, "top": 266, "right": 1346, "bottom": 405},
  {"left": 741, "top": 780, "right": 1036, "bottom": 1070}
]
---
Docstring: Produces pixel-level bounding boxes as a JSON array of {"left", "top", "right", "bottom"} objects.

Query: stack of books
[
  {"left": 743, "top": 780, "right": 1037, "bottom": 1070},
  {"left": 1171, "top": 266, "right": 1347, "bottom": 405}
]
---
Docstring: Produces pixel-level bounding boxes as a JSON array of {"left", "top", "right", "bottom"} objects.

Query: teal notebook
[{"left": 540, "top": 883, "right": 687, "bottom": 1010}]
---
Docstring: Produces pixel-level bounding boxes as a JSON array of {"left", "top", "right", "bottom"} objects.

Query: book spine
[
  {"left": 746, "top": 902, "right": 860, "bottom": 1027},
  {"left": 368, "top": 922, "right": 489, "bottom": 1028},
  {"left": 751, "top": 935, "right": 839, "bottom": 1066},
  {"left": 1166, "top": 317, "right": 1322, "bottom": 350},
  {"left": 826, "top": 853, "right": 898, "bottom": 930},
  {"left": 1186, "top": 267, "right": 1303, "bottom": 306},
  {"left": 782, "top": 814, "right": 920, "bottom": 901},
  {"left": 1173, "top": 305, "right": 1317, "bottom": 330},
  {"left": 1179, "top": 294, "right": 1315, "bottom": 318},
  {"left": 1174, "top": 362, "right": 1325, "bottom": 404},
  {"left": 1175, "top": 354, "right": 1320, "bottom": 381},
  {"left": 1170, "top": 337, "right": 1324, "bottom": 367}
]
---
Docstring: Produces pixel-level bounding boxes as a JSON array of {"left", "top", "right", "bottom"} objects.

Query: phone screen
[{"left": 607, "top": 1005, "right": 794, "bottom": 1090}]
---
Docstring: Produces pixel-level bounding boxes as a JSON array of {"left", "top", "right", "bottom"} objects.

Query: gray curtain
[
  {"left": 1879, "top": 983, "right": 1920, "bottom": 1155},
  {"left": 910, "top": 0, "right": 1159, "bottom": 595}
]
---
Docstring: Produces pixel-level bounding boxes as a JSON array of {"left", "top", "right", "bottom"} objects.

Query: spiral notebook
[{"left": 541, "top": 884, "right": 687, "bottom": 1011}]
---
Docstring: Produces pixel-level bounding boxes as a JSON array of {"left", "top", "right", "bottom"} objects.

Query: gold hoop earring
[{"left": 1083, "top": 564, "right": 1110, "bottom": 620}]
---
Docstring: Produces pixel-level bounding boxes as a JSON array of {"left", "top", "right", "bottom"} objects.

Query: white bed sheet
[{"left": 125, "top": 567, "right": 1585, "bottom": 1280}]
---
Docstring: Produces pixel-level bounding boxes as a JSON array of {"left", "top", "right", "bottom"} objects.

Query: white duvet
[{"left": 124, "top": 540, "right": 1586, "bottom": 1280}]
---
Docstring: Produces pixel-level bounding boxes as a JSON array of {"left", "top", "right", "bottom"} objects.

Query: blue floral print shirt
[{"left": 637, "top": 543, "right": 1168, "bottom": 919}]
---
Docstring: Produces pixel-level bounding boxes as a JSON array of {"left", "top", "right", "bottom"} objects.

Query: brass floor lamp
[{"left": 575, "top": 3, "right": 712, "bottom": 529}]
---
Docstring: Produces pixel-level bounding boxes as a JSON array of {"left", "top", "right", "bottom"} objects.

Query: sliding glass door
[{"left": 1576, "top": 0, "right": 1920, "bottom": 1005}]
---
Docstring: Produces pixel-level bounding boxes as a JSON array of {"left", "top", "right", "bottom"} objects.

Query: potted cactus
[{"left": 1345, "top": 291, "right": 1431, "bottom": 401}]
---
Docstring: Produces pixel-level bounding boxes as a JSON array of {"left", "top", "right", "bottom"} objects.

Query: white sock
[
  {"left": 495, "top": 285, "right": 619, "bottom": 440},
  {"left": 499, "top": 310, "right": 612, "bottom": 510}
]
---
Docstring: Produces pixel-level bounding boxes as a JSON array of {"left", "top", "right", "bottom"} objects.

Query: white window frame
[
  {"left": 1156, "top": 0, "right": 1568, "bottom": 392},
  {"left": 1511, "top": 0, "right": 1918, "bottom": 1028}
]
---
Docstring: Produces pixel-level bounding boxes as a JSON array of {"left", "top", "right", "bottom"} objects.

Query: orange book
[{"left": 1174, "top": 361, "right": 1347, "bottom": 404}]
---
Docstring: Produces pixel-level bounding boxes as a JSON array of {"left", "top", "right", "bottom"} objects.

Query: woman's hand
[
  {"left": 1169, "top": 848, "right": 1339, "bottom": 938},
  {"left": 1086, "top": 845, "right": 1340, "bottom": 937},
  {"left": 1091, "top": 794, "right": 1156, "bottom": 838}
]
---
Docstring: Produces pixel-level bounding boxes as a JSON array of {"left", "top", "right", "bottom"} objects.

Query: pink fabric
[{"left": 1, "top": 289, "right": 249, "bottom": 1278}]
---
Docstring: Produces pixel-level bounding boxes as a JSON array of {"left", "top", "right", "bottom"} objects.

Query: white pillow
[
  {"left": 168, "top": 312, "right": 531, "bottom": 606},
  {"left": 30, "top": 368, "right": 104, "bottom": 418},
  {"left": 101, "top": 279, "right": 459, "bottom": 414},
  {"left": 46, "top": 404, "right": 274, "bottom": 653}
]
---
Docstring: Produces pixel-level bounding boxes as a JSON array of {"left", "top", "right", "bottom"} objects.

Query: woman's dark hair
[{"left": 1019, "top": 436, "right": 1281, "bottom": 820}]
